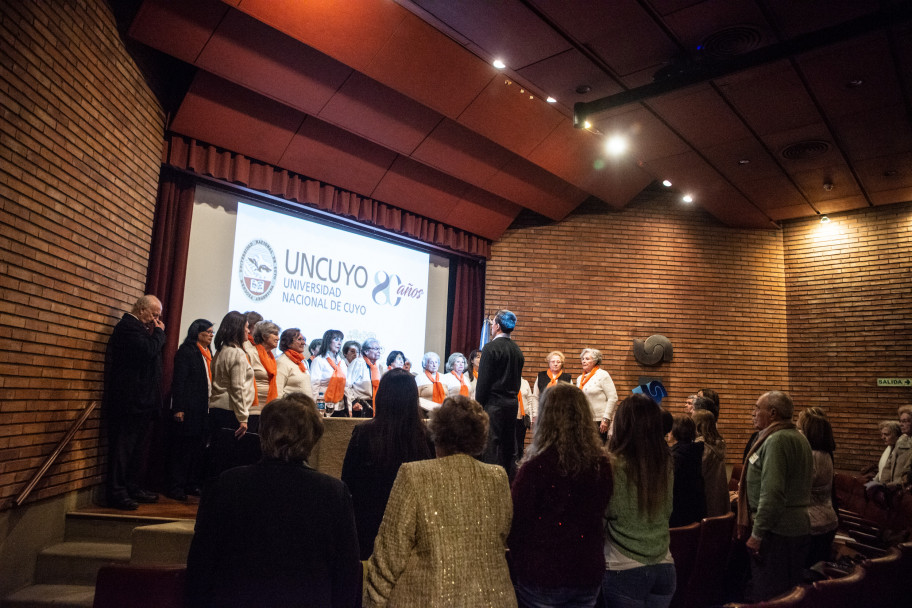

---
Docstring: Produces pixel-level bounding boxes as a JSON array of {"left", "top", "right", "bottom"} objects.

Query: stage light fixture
[
  {"left": 662, "top": 180, "right": 672, "bottom": 187},
  {"left": 606, "top": 135, "right": 628, "bottom": 156},
  {"left": 682, "top": 194, "right": 693, "bottom": 203},
  {"left": 492, "top": 59, "right": 506, "bottom": 69}
]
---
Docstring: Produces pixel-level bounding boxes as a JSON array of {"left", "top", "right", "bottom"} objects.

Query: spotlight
[
  {"left": 606, "top": 135, "right": 628, "bottom": 156},
  {"left": 662, "top": 180, "right": 672, "bottom": 187},
  {"left": 820, "top": 215, "right": 830, "bottom": 224},
  {"left": 583, "top": 120, "right": 592, "bottom": 129},
  {"left": 682, "top": 194, "right": 693, "bottom": 203},
  {"left": 546, "top": 96, "right": 556, "bottom": 103},
  {"left": 492, "top": 59, "right": 506, "bottom": 69}
]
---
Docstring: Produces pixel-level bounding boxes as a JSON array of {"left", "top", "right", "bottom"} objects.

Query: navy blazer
[{"left": 104, "top": 313, "right": 165, "bottom": 415}]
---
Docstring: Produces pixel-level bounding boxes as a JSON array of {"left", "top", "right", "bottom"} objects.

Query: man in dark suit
[
  {"left": 475, "top": 309, "right": 524, "bottom": 479},
  {"left": 104, "top": 294, "right": 166, "bottom": 510}
]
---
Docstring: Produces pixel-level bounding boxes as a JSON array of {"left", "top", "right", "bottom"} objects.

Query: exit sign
[{"left": 878, "top": 378, "right": 912, "bottom": 387}]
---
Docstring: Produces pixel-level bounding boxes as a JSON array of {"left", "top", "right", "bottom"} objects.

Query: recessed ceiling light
[
  {"left": 546, "top": 96, "right": 556, "bottom": 103},
  {"left": 845, "top": 79, "right": 863, "bottom": 88},
  {"left": 606, "top": 135, "right": 628, "bottom": 156},
  {"left": 682, "top": 194, "right": 694, "bottom": 203},
  {"left": 738, "top": 159, "right": 750, "bottom": 165},
  {"left": 493, "top": 59, "right": 506, "bottom": 69},
  {"left": 576, "top": 84, "right": 592, "bottom": 94},
  {"left": 662, "top": 180, "right": 672, "bottom": 187},
  {"left": 820, "top": 215, "right": 830, "bottom": 224}
]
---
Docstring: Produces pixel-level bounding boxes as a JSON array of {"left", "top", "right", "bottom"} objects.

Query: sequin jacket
[{"left": 364, "top": 454, "right": 516, "bottom": 608}]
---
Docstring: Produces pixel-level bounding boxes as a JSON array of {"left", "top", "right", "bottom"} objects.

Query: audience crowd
[{"left": 104, "top": 296, "right": 912, "bottom": 607}]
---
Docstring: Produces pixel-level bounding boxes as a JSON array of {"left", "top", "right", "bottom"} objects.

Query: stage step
[
  {"left": 0, "top": 584, "right": 94, "bottom": 608},
  {"left": 34, "top": 541, "right": 132, "bottom": 585}
]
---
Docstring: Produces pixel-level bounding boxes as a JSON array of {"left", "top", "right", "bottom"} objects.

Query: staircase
[{"left": 1, "top": 512, "right": 194, "bottom": 608}]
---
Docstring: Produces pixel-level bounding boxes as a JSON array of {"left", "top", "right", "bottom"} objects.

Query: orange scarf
[
  {"left": 547, "top": 368, "right": 562, "bottom": 388},
  {"left": 579, "top": 366, "right": 599, "bottom": 389},
  {"left": 324, "top": 356, "right": 346, "bottom": 403},
  {"left": 473, "top": 369, "right": 478, "bottom": 380},
  {"left": 451, "top": 371, "right": 470, "bottom": 396},
  {"left": 198, "top": 344, "right": 212, "bottom": 380},
  {"left": 517, "top": 389, "right": 525, "bottom": 416},
  {"left": 426, "top": 370, "right": 446, "bottom": 404},
  {"left": 285, "top": 349, "right": 308, "bottom": 373},
  {"left": 255, "top": 344, "right": 278, "bottom": 403},
  {"left": 364, "top": 356, "right": 381, "bottom": 405}
]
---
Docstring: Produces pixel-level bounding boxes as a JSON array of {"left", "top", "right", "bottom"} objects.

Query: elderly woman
[
  {"left": 168, "top": 318, "right": 213, "bottom": 501},
  {"left": 250, "top": 320, "right": 280, "bottom": 408},
  {"left": 209, "top": 311, "right": 256, "bottom": 435},
  {"left": 386, "top": 350, "right": 405, "bottom": 370},
  {"left": 509, "top": 383, "right": 613, "bottom": 607},
  {"left": 444, "top": 352, "right": 471, "bottom": 398},
  {"left": 310, "top": 329, "right": 348, "bottom": 416},
  {"left": 873, "top": 420, "right": 901, "bottom": 483},
  {"left": 576, "top": 348, "right": 619, "bottom": 440},
  {"left": 415, "top": 351, "right": 447, "bottom": 413},
  {"left": 187, "top": 394, "right": 360, "bottom": 607},
  {"left": 532, "top": 351, "right": 572, "bottom": 422},
  {"left": 275, "top": 328, "right": 313, "bottom": 400},
  {"left": 365, "top": 396, "right": 515, "bottom": 607},
  {"left": 342, "top": 340, "right": 361, "bottom": 365}
]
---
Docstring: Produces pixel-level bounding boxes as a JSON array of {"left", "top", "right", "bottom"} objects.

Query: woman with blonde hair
[
  {"left": 509, "top": 383, "right": 613, "bottom": 607},
  {"left": 531, "top": 351, "right": 572, "bottom": 423},
  {"left": 602, "top": 394, "right": 675, "bottom": 608},
  {"left": 693, "top": 409, "right": 729, "bottom": 517}
]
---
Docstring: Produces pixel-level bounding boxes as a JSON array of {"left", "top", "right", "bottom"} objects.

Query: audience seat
[
  {"left": 724, "top": 584, "right": 813, "bottom": 608},
  {"left": 93, "top": 564, "right": 186, "bottom": 608},
  {"left": 684, "top": 511, "right": 734, "bottom": 608},
  {"left": 859, "top": 546, "right": 903, "bottom": 608},
  {"left": 810, "top": 564, "right": 867, "bottom": 608},
  {"left": 668, "top": 522, "right": 701, "bottom": 608}
]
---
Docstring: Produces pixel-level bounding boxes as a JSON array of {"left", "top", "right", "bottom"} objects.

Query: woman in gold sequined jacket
[{"left": 364, "top": 395, "right": 516, "bottom": 608}]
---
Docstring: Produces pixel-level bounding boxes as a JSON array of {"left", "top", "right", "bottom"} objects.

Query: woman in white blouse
[
  {"left": 443, "top": 352, "right": 471, "bottom": 398},
  {"left": 275, "top": 328, "right": 313, "bottom": 400},
  {"left": 310, "top": 329, "right": 349, "bottom": 416},
  {"left": 576, "top": 348, "right": 618, "bottom": 441}
]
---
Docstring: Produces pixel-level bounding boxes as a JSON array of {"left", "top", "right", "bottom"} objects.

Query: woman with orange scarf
[
  {"left": 577, "top": 348, "right": 618, "bottom": 442},
  {"left": 443, "top": 352, "right": 471, "bottom": 398},
  {"left": 415, "top": 352, "right": 448, "bottom": 414},
  {"left": 276, "top": 328, "right": 313, "bottom": 400},
  {"left": 311, "top": 329, "right": 349, "bottom": 416},
  {"left": 250, "top": 321, "right": 281, "bottom": 415},
  {"left": 532, "top": 351, "right": 572, "bottom": 425}
]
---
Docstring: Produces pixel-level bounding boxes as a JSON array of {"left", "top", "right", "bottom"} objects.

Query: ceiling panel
[
  {"left": 516, "top": 48, "right": 625, "bottom": 114},
  {"left": 829, "top": 105, "right": 912, "bottom": 161},
  {"left": 737, "top": 177, "right": 812, "bottom": 216},
  {"left": 370, "top": 156, "right": 467, "bottom": 222},
  {"left": 412, "top": 120, "right": 513, "bottom": 185},
  {"left": 279, "top": 118, "right": 397, "bottom": 199},
  {"left": 129, "top": 0, "right": 227, "bottom": 63},
  {"left": 231, "top": 0, "right": 407, "bottom": 73},
  {"left": 197, "top": 10, "right": 352, "bottom": 115},
  {"left": 318, "top": 72, "right": 443, "bottom": 156},
  {"left": 647, "top": 85, "right": 752, "bottom": 148},
  {"left": 459, "top": 78, "right": 566, "bottom": 157},
  {"left": 410, "top": 0, "right": 570, "bottom": 70},
  {"left": 662, "top": 0, "right": 772, "bottom": 51},
  {"left": 760, "top": 123, "right": 841, "bottom": 172},
  {"left": 366, "top": 13, "right": 496, "bottom": 118},
  {"left": 815, "top": 196, "right": 870, "bottom": 214},
  {"left": 170, "top": 72, "right": 303, "bottom": 166},
  {"left": 701, "top": 137, "right": 783, "bottom": 184},
  {"left": 790, "top": 163, "right": 863, "bottom": 205},
  {"left": 762, "top": 0, "right": 882, "bottom": 38},
  {"left": 485, "top": 158, "right": 587, "bottom": 220},
  {"left": 592, "top": 107, "right": 691, "bottom": 162},
  {"left": 446, "top": 189, "right": 522, "bottom": 241},
  {"left": 854, "top": 153, "right": 912, "bottom": 197}
]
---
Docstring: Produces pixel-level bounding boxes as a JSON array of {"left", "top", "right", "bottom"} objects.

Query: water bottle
[{"left": 317, "top": 391, "right": 326, "bottom": 415}]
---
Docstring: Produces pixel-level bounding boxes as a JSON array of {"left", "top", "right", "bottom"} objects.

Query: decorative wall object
[{"left": 633, "top": 335, "right": 673, "bottom": 365}]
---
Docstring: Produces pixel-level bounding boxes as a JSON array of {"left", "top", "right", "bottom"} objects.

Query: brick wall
[
  {"left": 487, "top": 194, "right": 791, "bottom": 466},
  {"left": 783, "top": 203, "right": 912, "bottom": 472},
  {"left": 0, "top": 0, "right": 164, "bottom": 508}
]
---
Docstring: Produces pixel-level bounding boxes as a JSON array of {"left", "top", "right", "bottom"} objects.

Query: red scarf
[
  {"left": 198, "top": 344, "right": 212, "bottom": 380},
  {"left": 451, "top": 371, "right": 470, "bottom": 396},
  {"left": 547, "top": 368, "right": 562, "bottom": 388},
  {"left": 426, "top": 370, "right": 446, "bottom": 404},
  {"left": 285, "top": 349, "right": 308, "bottom": 373},
  {"left": 324, "top": 356, "right": 346, "bottom": 403},
  {"left": 255, "top": 344, "right": 278, "bottom": 403},
  {"left": 364, "top": 356, "right": 381, "bottom": 405},
  {"left": 579, "top": 366, "right": 599, "bottom": 389}
]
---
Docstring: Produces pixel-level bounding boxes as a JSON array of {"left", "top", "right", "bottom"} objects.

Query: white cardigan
[
  {"left": 275, "top": 353, "right": 313, "bottom": 400},
  {"left": 577, "top": 368, "right": 618, "bottom": 422},
  {"left": 209, "top": 345, "right": 256, "bottom": 423}
]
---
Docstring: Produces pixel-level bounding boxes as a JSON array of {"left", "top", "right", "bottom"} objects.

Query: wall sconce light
[{"left": 820, "top": 215, "right": 830, "bottom": 224}]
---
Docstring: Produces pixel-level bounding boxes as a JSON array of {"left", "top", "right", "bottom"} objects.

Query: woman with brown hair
[
  {"left": 797, "top": 407, "right": 838, "bottom": 567},
  {"left": 602, "top": 394, "right": 675, "bottom": 608},
  {"left": 693, "top": 409, "right": 730, "bottom": 517},
  {"left": 365, "top": 396, "right": 515, "bottom": 607},
  {"left": 509, "top": 383, "right": 613, "bottom": 607}
]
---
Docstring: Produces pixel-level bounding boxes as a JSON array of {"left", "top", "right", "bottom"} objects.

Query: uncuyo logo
[{"left": 239, "top": 239, "right": 277, "bottom": 301}]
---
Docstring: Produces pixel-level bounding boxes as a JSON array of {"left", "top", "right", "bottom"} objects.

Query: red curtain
[
  {"left": 145, "top": 167, "right": 196, "bottom": 396},
  {"left": 162, "top": 133, "right": 491, "bottom": 258},
  {"left": 449, "top": 258, "right": 486, "bottom": 355}
]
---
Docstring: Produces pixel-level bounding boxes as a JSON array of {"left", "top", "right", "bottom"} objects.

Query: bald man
[{"left": 104, "top": 295, "right": 166, "bottom": 510}]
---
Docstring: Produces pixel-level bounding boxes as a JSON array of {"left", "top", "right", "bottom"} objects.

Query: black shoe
[
  {"left": 129, "top": 489, "right": 159, "bottom": 503},
  {"left": 166, "top": 490, "right": 187, "bottom": 502},
  {"left": 111, "top": 497, "right": 139, "bottom": 511}
]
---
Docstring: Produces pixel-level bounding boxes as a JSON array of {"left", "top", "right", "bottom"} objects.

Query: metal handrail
[{"left": 14, "top": 401, "right": 98, "bottom": 507}]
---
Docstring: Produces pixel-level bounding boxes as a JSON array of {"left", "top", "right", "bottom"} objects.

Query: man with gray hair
[
  {"left": 346, "top": 338, "right": 385, "bottom": 417},
  {"left": 104, "top": 295, "right": 166, "bottom": 510},
  {"left": 737, "top": 390, "right": 812, "bottom": 601},
  {"left": 475, "top": 309, "right": 525, "bottom": 479}
]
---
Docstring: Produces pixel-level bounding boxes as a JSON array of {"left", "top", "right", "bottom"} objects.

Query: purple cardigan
[{"left": 508, "top": 447, "right": 614, "bottom": 587}]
